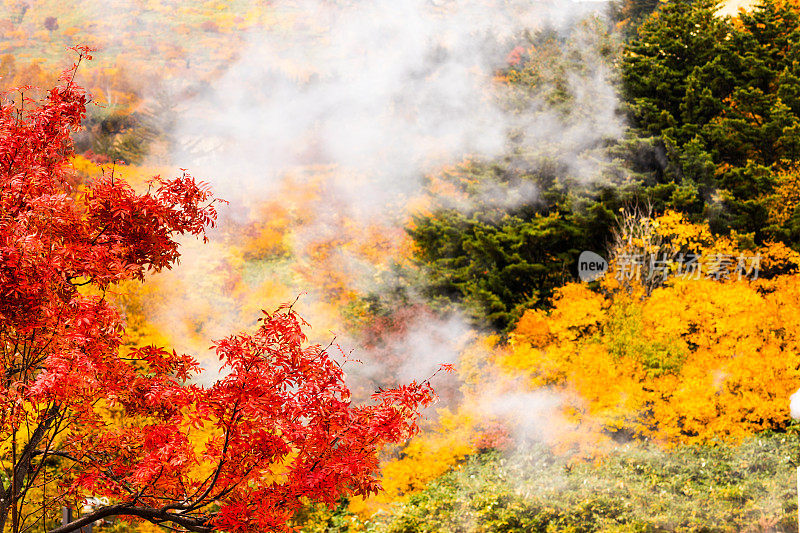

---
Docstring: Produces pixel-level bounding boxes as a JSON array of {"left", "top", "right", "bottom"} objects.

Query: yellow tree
[{"left": 502, "top": 211, "right": 800, "bottom": 445}]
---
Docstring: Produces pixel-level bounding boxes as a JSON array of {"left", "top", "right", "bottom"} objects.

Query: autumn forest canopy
[{"left": 2, "top": 0, "right": 800, "bottom": 531}]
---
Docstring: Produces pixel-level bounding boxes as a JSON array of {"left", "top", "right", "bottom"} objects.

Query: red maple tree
[{"left": 0, "top": 48, "right": 437, "bottom": 533}]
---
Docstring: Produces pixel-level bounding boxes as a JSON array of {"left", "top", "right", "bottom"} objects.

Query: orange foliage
[
  {"left": 70, "top": 155, "right": 174, "bottom": 190},
  {"left": 348, "top": 411, "right": 477, "bottom": 516},
  {"left": 502, "top": 213, "right": 800, "bottom": 445},
  {"left": 768, "top": 164, "right": 800, "bottom": 228}
]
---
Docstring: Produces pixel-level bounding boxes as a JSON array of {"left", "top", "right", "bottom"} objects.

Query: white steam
[
  {"left": 477, "top": 388, "right": 567, "bottom": 444},
  {"left": 134, "top": 0, "right": 623, "bottom": 438},
  {"left": 172, "top": 0, "right": 620, "bottom": 213},
  {"left": 790, "top": 387, "right": 800, "bottom": 420}
]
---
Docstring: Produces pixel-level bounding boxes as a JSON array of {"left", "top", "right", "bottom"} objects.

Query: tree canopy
[
  {"left": 408, "top": 0, "right": 800, "bottom": 329},
  {"left": 0, "top": 49, "right": 436, "bottom": 533}
]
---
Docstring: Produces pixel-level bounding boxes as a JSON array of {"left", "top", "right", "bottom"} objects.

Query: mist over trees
[
  {"left": 2, "top": 0, "right": 800, "bottom": 531},
  {"left": 409, "top": 0, "right": 800, "bottom": 330}
]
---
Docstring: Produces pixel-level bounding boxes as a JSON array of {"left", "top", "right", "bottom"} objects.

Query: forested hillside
[{"left": 1, "top": 0, "right": 799, "bottom": 532}]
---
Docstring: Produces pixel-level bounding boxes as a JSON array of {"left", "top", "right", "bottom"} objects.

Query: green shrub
[{"left": 298, "top": 433, "right": 800, "bottom": 532}]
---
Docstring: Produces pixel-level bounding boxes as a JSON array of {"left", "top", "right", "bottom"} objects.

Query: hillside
[{"left": 1, "top": 0, "right": 799, "bottom": 532}]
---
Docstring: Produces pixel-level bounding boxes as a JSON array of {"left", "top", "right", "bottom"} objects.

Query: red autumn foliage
[
  {"left": 505, "top": 45, "right": 525, "bottom": 66},
  {"left": 0, "top": 47, "right": 436, "bottom": 533}
]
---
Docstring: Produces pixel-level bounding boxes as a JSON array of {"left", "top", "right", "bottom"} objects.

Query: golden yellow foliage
[
  {"left": 115, "top": 279, "right": 173, "bottom": 351},
  {"left": 348, "top": 410, "right": 476, "bottom": 516},
  {"left": 502, "top": 272, "right": 800, "bottom": 445},
  {"left": 767, "top": 166, "right": 800, "bottom": 227},
  {"left": 498, "top": 211, "right": 800, "bottom": 445},
  {"left": 70, "top": 156, "right": 175, "bottom": 190},
  {"left": 603, "top": 210, "right": 797, "bottom": 295}
]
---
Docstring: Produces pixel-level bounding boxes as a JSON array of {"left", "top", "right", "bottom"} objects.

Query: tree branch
[{"left": 47, "top": 504, "right": 212, "bottom": 533}]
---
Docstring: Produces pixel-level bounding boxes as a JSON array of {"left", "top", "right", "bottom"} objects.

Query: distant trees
[
  {"left": 609, "top": 0, "right": 660, "bottom": 37},
  {"left": 10, "top": 1, "right": 28, "bottom": 24},
  {"left": 409, "top": 0, "right": 800, "bottom": 330},
  {"left": 408, "top": 162, "right": 618, "bottom": 330},
  {"left": 622, "top": 0, "right": 800, "bottom": 239},
  {"left": 43, "top": 16, "right": 58, "bottom": 32},
  {"left": 406, "top": 19, "right": 630, "bottom": 330}
]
